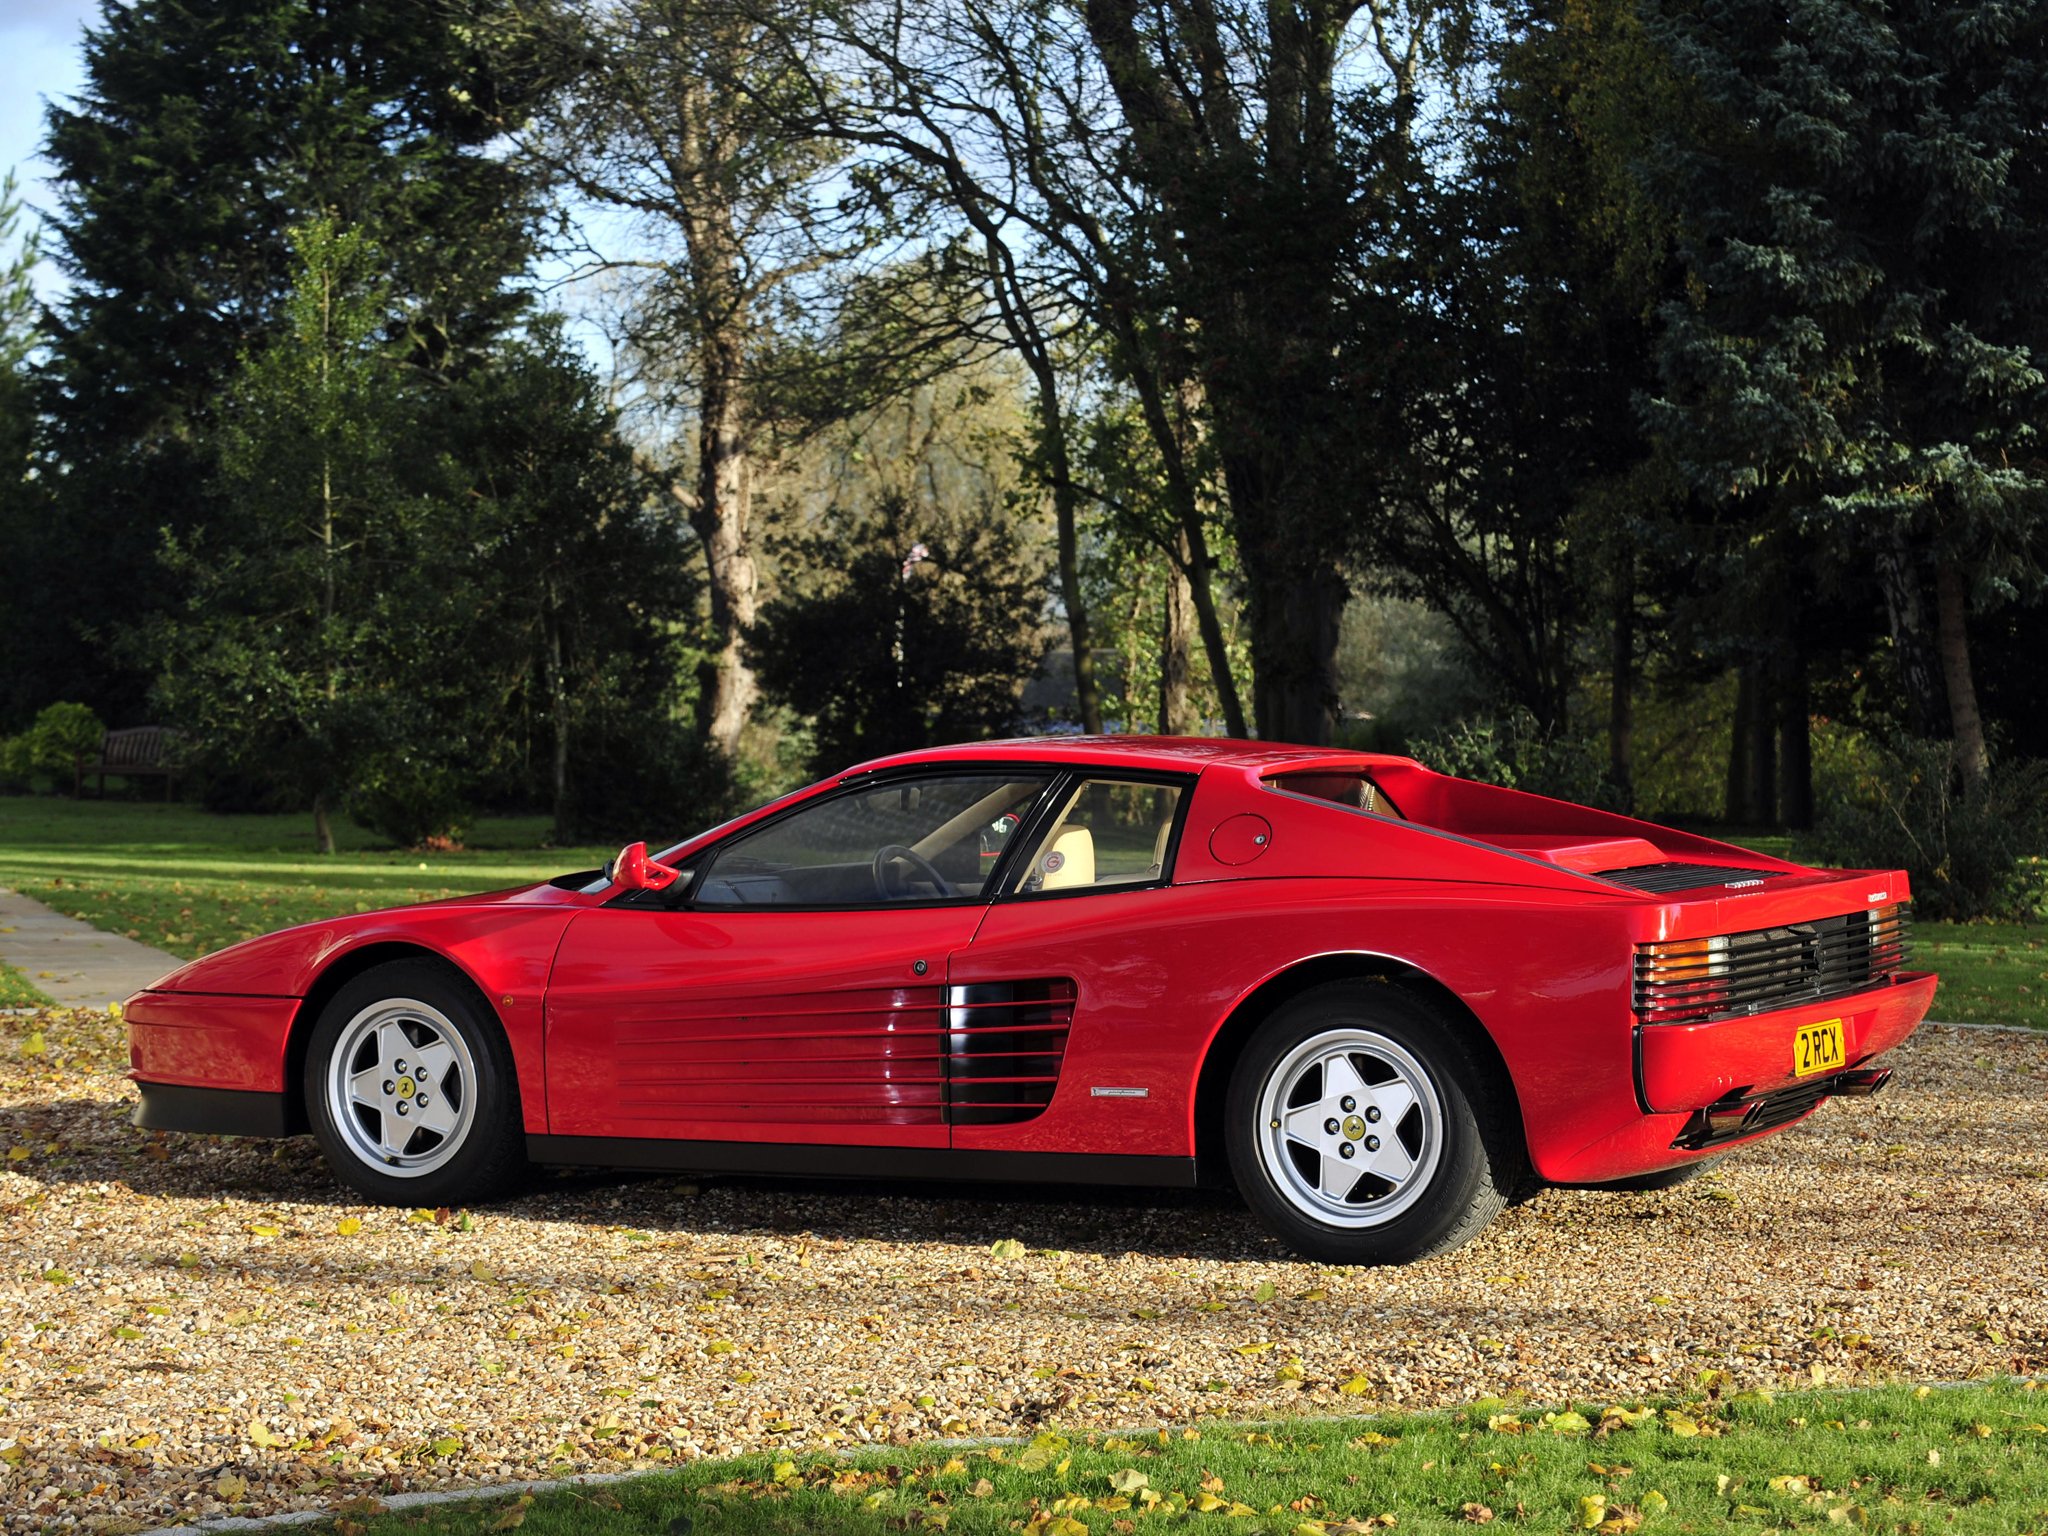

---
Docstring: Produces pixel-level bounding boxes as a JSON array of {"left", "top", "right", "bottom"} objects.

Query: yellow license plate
[{"left": 1794, "top": 1018, "right": 1845, "bottom": 1078}]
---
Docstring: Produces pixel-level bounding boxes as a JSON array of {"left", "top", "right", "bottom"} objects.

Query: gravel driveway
[{"left": 1, "top": 1007, "right": 2042, "bottom": 1533}]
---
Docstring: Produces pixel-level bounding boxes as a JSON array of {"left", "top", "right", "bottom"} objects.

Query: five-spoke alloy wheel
[
  {"left": 1227, "top": 980, "right": 1519, "bottom": 1265},
  {"left": 305, "top": 960, "right": 526, "bottom": 1205}
]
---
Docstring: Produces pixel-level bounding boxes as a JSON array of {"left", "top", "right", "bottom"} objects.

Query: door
[{"left": 545, "top": 770, "right": 1053, "bottom": 1146}]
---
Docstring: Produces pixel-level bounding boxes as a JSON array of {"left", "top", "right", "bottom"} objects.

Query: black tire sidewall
[
  {"left": 1225, "top": 981, "right": 1510, "bottom": 1265},
  {"left": 303, "top": 959, "right": 524, "bottom": 1205}
]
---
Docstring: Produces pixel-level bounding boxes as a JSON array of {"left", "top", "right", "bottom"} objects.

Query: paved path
[{"left": 0, "top": 887, "right": 181, "bottom": 1007}]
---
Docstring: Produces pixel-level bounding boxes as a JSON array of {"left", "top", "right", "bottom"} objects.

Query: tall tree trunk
[
  {"left": 1727, "top": 666, "right": 1755, "bottom": 823},
  {"left": 1875, "top": 526, "right": 1947, "bottom": 738},
  {"left": 312, "top": 793, "right": 335, "bottom": 857},
  {"left": 1609, "top": 546, "right": 1636, "bottom": 807},
  {"left": 1777, "top": 646, "right": 1812, "bottom": 831},
  {"left": 1246, "top": 562, "right": 1346, "bottom": 743},
  {"left": 543, "top": 589, "right": 571, "bottom": 844},
  {"left": 1747, "top": 664, "right": 1778, "bottom": 826},
  {"left": 1934, "top": 559, "right": 1988, "bottom": 791},
  {"left": 684, "top": 337, "right": 759, "bottom": 758},
  {"left": 1159, "top": 536, "right": 1193, "bottom": 734}
]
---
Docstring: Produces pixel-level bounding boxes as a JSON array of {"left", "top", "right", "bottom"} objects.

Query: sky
[{"left": 0, "top": 0, "right": 92, "bottom": 301}]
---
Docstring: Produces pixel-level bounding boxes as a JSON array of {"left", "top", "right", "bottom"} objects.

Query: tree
[
  {"left": 1641, "top": 0, "right": 2048, "bottom": 789},
  {"left": 0, "top": 170, "right": 43, "bottom": 721},
  {"left": 441, "top": 321, "right": 697, "bottom": 842},
  {"left": 513, "top": 0, "right": 879, "bottom": 760},
  {"left": 156, "top": 219, "right": 441, "bottom": 852},
  {"left": 28, "top": 0, "right": 540, "bottom": 722}
]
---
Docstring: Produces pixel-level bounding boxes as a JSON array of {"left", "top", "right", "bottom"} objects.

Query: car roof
[{"left": 841, "top": 736, "right": 1420, "bottom": 778}]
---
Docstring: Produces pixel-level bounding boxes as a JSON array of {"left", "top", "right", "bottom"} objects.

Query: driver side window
[{"left": 694, "top": 773, "right": 1052, "bottom": 908}]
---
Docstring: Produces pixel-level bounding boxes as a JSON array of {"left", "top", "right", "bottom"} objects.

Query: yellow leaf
[
  {"left": 1350, "top": 1431, "right": 1399, "bottom": 1447},
  {"left": 1768, "top": 1476, "right": 1812, "bottom": 1494},
  {"left": 1109, "top": 1469, "right": 1148, "bottom": 1493},
  {"left": 215, "top": 1472, "right": 248, "bottom": 1500},
  {"left": 990, "top": 1239, "right": 1026, "bottom": 1260},
  {"left": 1235, "top": 1341, "right": 1274, "bottom": 1356},
  {"left": 1640, "top": 1490, "right": 1668, "bottom": 1518},
  {"left": 1580, "top": 1495, "right": 1608, "bottom": 1529},
  {"left": 5, "top": 1146, "right": 27, "bottom": 1162},
  {"left": 337, "top": 1217, "right": 362, "bottom": 1236},
  {"left": 431, "top": 1436, "right": 462, "bottom": 1457},
  {"left": 471, "top": 1261, "right": 496, "bottom": 1282},
  {"left": 248, "top": 1224, "right": 282, "bottom": 1238},
  {"left": 21, "top": 1031, "right": 45, "bottom": 1058},
  {"left": 249, "top": 1417, "right": 281, "bottom": 1448},
  {"left": 970, "top": 1479, "right": 994, "bottom": 1498},
  {"left": 1339, "top": 1375, "right": 1373, "bottom": 1396},
  {"left": 1196, "top": 1492, "right": 1227, "bottom": 1511},
  {"left": 1049, "top": 1519, "right": 1090, "bottom": 1536}
]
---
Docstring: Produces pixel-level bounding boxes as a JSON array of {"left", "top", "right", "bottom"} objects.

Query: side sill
[
  {"left": 526, "top": 1136, "right": 1199, "bottom": 1189},
  {"left": 134, "top": 1082, "right": 294, "bottom": 1138}
]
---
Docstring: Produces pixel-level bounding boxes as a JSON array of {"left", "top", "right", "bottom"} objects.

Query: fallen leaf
[
  {"left": 990, "top": 1239, "right": 1026, "bottom": 1260},
  {"left": 1461, "top": 1504, "right": 1495, "bottom": 1524},
  {"left": 337, "top": 1217, "right": 362, "bottom": 1236},
  {"left": 1580, "top": 1495, "right": 1608, "bottom": 1529}
]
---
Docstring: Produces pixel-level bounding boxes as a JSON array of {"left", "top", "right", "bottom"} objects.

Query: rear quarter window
[{"left": 1264, "top": 770, "right": 1406, "bottom": 820}]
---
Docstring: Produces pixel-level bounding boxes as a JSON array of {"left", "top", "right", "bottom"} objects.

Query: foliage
[
  {"left": 337, "top": 1383, "right": 2048, "bottom": 1536},
  {"left": 20, "top": 703, "right": 106, "bottom": 778},
  {"left": 749, "top": 490, "right": 1049, "bottom": 777},
  {"left": 152, "top": 218, "right": 453, "bottom": 851},
  {"left": 13, "top": 0, "right": 542, "bottom": 728},
  {"left": 1409, "top": 707, "right": 1625, "bottom": 810},
  {"left": 1808, "top": 736, "right": 2048, "bottom": 922},
  {"left": 563, "top": 714, "right": 737, "bottom": 847}
]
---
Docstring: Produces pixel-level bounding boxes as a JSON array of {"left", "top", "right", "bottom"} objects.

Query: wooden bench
[{"left": 75, "top": 727, "right": 183, "bottom": 800}]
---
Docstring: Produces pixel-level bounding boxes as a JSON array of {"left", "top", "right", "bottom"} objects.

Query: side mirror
[{"left": 608, "top": 840, "right": 682, "bottom": 893}]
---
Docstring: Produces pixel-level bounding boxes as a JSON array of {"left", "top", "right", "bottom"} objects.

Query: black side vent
[
  {"left": 1598, "top": 862, "right": 1784, "bottom": 894},
  {"left": 943, "top": 978, "right": 1075, "bottom": 1127}
]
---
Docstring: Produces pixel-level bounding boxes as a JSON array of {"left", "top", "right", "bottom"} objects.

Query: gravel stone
[{"left": 0, "top": 1008, "right": 2042, "bottom": 1531}]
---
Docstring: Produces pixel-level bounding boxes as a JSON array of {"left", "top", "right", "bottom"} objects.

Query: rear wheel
[
  {"left": 1226, "top": 981, "right": 1519, "bottom": 1264},
  {"left": 303, "top": 960, "right": 526, "bottom": 1205}
]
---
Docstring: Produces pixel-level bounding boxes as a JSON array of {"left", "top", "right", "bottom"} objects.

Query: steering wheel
[{"left": 873, "top": 844, "right": 956, "bottom": 899}]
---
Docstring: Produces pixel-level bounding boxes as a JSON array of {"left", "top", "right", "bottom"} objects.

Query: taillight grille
[
  {"left": 943, "top": 978, "right": 1074, "bottom": 1125},
  {"left": 1635, "top": 904, "right": 1911, "bottom": 1024}
]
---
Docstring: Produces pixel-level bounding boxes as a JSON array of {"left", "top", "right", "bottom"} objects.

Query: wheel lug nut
[
  {"left": 1365, "top": 1135, "right": 1380, "bottom": 1151},
  {"left": 1340, "top": 1096, "right": 1356, "bottom": 1112},
  {"left": 396, "top": 1103, "right": 409, "bottom": 1116},
  {"left": 1338, "top": 1142, "right": 1355, "bottom": 1159},
  {"left": 1324, "top": 1117, "right": 1340, "bottom": 1135},
  {"left": 1365, "top": 1106, "right": 1381, "bottom": 1123},
  {"left": 395, "top": 1060, "right": 407, "bottom": 1074},
  {"left": 416, "top": 1094, "right": 429, "bottom": 1108}
]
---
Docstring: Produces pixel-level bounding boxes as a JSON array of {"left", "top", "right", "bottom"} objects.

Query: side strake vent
[
  {"left": 1635, "top": 904, "right": 1912, "bottom": 1025},
  {"left": 1598, "top": 862, "right": 1785, "bottom": 894},
  {"left": 944, "top": 978, "right": 1075, "bottom": 1126}
]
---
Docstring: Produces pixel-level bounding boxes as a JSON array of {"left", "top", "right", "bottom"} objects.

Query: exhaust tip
[{"left": 1832, "top": 1067, "right": 1893, "bottom": 1098}]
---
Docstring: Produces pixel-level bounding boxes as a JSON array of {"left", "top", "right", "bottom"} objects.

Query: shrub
[
  {"left": 565, "top": 715, "right": 736, "bottom": 846},
  {"left": 1808, "top": 736, "right": 2048, "bottom": 922},
  {"left": 0, "top": 732, "right": 32, "bottom": 793},
  {"left": 24, "top": 701, "right": 105, "bottom": 776},
  {"left": 1409, "top": 706, "right": 1625, "bottom": 810},
  {"left": 346, "top": 753, "right": 471, "bottom": 850}
]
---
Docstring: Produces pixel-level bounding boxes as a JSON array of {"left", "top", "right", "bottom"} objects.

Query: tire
[
  {"left": 1225, "top": 980, "right": 1520, "bottom": 1265},
  {"left": 303, "top": 959, "right": 527, "bottom": 1205},
  {"left": 1580, "top": 1160, "right": 1707, "bottom": 1193}
]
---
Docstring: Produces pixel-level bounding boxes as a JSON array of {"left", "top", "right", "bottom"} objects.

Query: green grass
[
  {"left": 1917, "top": 920, "right": 2048, "bottom": 1030},
  {"left": 0, "top": 798, "right": 613, "bottom": 961},
  {"left": 310, "top": 1382, "right": 2048, "bottom": 1536},
  {"left": 0, "top": 959, "right": 51, "bottom": 1008}
]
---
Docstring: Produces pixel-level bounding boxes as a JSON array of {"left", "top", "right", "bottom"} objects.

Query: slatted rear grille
[
  {"left": 1598, "top": 862, "right": 1784, "bottom": 894},
  {"left": 944, "top": 978, "right": 1075, "bottom": 1126},
  {"left": 1635, "top": 904, "right": 1911, "bottom": 1024}
]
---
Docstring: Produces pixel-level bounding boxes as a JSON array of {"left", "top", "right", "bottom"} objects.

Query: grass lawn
[
  {"left": 0, "top": 798, "right": 614, "bottom": 961},
  {"left": 319, "top": 1381, "right": 2048, "bottom": 1536},
  {"left": 0, "top": 959, "right": 50, "bottom": 1008},
  {"left": 1916, "top": 920, "right": 2048, "bottom": 1030}
]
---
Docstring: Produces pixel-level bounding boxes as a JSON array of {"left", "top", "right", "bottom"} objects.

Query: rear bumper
[
  {"left": 1634, "top": 971, "right": 1935, "bottom": 1113},
  {"left": 134, "top": 1081, "right": 294, "bottom": 1137}
]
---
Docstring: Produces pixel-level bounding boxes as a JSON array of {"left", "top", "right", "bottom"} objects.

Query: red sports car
[{"left": 126, "top": 738, "right": 1932, "bottom": 1264}]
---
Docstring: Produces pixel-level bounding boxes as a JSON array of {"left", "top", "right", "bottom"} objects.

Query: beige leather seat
[
  {"left": 1039, "top": 826, "right": 1096, "bottom": 890},
  {"left": 1150, "top": 817, "right": 1173, "bottom": 877}
]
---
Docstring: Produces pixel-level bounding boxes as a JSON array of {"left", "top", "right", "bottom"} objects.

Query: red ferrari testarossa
[{"left": 126, "top": 737, "right": 1932, "bottom": 1263}]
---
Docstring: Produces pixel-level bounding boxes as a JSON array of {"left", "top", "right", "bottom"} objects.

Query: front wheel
[
  {"left": 1225, "top": 981, "right": 1520, "bottom": 1265},
  {"left": 304, "top": 960, "right": 527, "bottom": 1205}
]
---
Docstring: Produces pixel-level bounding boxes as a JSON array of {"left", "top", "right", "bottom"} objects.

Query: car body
[{"left": 126, "top": 737, "right": 1934, "bottom": 1262}]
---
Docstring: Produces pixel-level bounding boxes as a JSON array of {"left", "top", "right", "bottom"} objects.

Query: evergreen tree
[
  {"left": 21, "top": 0, "right": 541, "bottom": 722},
  {"left": 1641, "top": 0, "right": 2048, "bottom": 786}
]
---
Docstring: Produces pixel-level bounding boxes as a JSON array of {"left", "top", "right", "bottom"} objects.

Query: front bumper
[
  {"left": 125, "top": 989, "right": 300, "bottom": 1093},
  {"left": 134, "top": 1082, "right": 294, "bottom": 1137}
]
